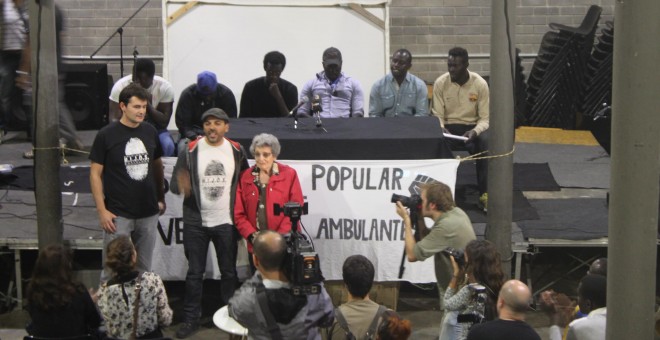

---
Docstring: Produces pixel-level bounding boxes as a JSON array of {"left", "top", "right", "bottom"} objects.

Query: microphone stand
[
  {"left": 89, "top": 0, "right": 151, "bottom": 78},
  {"left": 311, "top": 103, "right": 327, "bottom": 133}
]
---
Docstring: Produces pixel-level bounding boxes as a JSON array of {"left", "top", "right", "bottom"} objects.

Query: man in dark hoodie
[
  {"left": 229, "top": 230, "right": 334, "bottom": 340},
  {"left": 170, "top": 108, "right": 249, "bottom": 338}
]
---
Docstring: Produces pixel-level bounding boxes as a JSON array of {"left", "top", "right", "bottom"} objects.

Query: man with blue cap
[{"left": 175, "top": 70, "right": 237, "bottom": 151}]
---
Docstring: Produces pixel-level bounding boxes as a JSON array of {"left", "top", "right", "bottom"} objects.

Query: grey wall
[{"left": 56, "top": 0, "right": 613, "bottom": 86}]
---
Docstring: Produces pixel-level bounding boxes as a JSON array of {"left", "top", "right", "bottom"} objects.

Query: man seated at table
[
  {"left": 175, "top": 70, "right": 237, "bottom": 151},
  {"left": 298, "top": 47, "right": 364, "bottom": 118},
  {"left": 370, "top": 49, "right": 429, "bottom": 117},
  {"left": 229, "top": 230, "right": 334, "bottom": 339},
  {"left": 109, "top": 58, "right": 176, "bottom": 156},
  {"left": 240, "top": 51, "right": 298, "bottom": 118},
  {"left": 432, "top": 47, "right": 490, "bottom": 212}
]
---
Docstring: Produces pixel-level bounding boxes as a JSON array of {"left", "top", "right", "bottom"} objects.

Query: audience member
[
  {"left": 175, "top": 70, "right": 237, "bottom": 151},
  {"left": 25, "top": 244, "right": 101, "bottom": 338},
  {"left": 395, "top": 181, "right": 476, "bottom": 310},
  {"left": 328, "top": 255, "right": 389, "bottom": 339},
  {"left": 538, "top": 256, "right": 608, "bottom": 339},
  {"left": 298, "top": 47, "right": 364, "bottom": 118},
  {"left": 547, "top": 274, "right": 607, "bottom": 340},
  {"left": 466, "top": 280, "right": 540, "bottom": 340},
  {"left": 0, "top": 0, "right": 28, "bottom": 142},
  {"left": 240, "top": 51, "right": 298, "bottom": 118},
  {"left": 97, "top": 236, "right": 173, "bottom": 339},
  {"left": 228, "top": 230, "right": 334, "bottom": 339},
  {"left": 109, "top": 58, "right": 176, "bottom": 156},
  {"left": 90, "top": 83, "right": 166, "bottom": 281},
  {"left": 234, "top": 133, "right": 304, "bottom": 260},
  {"left": 441, "top": 240, "right": 505, "bottom": 340},
  {"left": 432, "top": 47, "right": 490, "bottom": 212},
  {"left": 375, "top": 310, "right": 411, "bottom": 340},
  {"left": 170, "top": 108, "right": 248, "bottom": 338},
  {"left": 370, "top": 49, "right": 428, "bottom": 117},
  {"left": 16, "top": 3, "right": 83, "bottom": 158}
]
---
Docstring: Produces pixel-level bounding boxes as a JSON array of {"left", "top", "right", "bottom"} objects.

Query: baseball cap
[
  {"left": 196, "top": 71, "right": 218, "bottom": 96},
  {"left": 201, "top": 108, "right": 229, "bottom": 122},
  {"left": 322, "top": 47, "right": 342, "bottom": 66}
]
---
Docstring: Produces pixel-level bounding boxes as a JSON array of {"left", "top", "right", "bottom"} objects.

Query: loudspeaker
[{"left": 61, "top": 63, "right": 110, "bottom": 130}]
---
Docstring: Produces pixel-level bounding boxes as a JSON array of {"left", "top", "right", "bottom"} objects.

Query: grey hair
[{"left": 249, "top": 133, "right": 281, "bottom": 157}]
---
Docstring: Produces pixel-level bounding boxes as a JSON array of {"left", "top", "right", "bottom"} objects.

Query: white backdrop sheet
[
  {"left": 153, "top": 158, "right": 460, "bottom": 283},
  {"left": 163, "top": 1, "right": 388, "bottom": 129}
]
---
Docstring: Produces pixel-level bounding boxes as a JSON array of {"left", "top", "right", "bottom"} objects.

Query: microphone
[
  {"left": 289, "top": 96, "right": 309, "bottom": 116},
  {"left": 311, "top": 94, "right": 322, "bottom": 114}
]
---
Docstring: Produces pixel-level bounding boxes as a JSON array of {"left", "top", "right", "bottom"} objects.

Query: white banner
[{"left": 152, "top": 157, "right": 460, "bottom": 283}]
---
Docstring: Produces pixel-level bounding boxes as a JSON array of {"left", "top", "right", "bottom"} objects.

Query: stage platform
[{"left": 0, "top": 126, "right": 655, "bottom": 301}]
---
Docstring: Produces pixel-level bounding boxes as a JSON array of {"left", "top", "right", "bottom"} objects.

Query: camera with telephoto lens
[
  {"left": 274, "top": 202, "right": 323, "bottom": 295},
  {"left": 390, "top": 193, "right": 422, "bottom": 209},
  {"left": 442, "top": 247, "right": 466, "bottom": 267},
  {"left": 457, "top": 283, "right": 487, "bottom": 327}
]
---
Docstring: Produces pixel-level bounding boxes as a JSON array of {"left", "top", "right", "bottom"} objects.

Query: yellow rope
[
  {"left": 29, "top": 146, "right": 89, "bottom": 165},
  {"left": 458, "top": 146, "right": 516, "bottom": 161}
]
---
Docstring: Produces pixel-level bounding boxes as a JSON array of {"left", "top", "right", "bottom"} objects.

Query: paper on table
[{"left": 443, "top": 133, "right": 468, "bottom": 141}]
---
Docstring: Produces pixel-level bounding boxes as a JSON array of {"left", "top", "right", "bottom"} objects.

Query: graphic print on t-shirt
[
  {"left": 201, "top": 160, "right": 228, "bottom": 201},
  {"left": 124, "top": 137, "right": 150, "bottom": 181}
]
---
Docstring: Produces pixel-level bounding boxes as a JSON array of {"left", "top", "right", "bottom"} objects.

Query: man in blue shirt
[
  {"left": 369, "top": 49, "right": 429, "bottom": 117},
  {"left": 299, "top": 47, "right": 364, "bottom": 118}
]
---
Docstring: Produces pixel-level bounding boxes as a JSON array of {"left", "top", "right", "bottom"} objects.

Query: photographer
[
  {"left": 440, "top": 240, "right": 505, "bottom": 340},
  {"left": 395, "top": 182, "right": 476, "bottom": 309},
  {"left": 228, "top": 230, "right": 334, "bottom": 340}
]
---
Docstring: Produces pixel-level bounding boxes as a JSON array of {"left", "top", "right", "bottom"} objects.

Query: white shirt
[
  {"left": 549, "top": 307, "right": 607, "bottom": 340},
  {"left": 109, "top": 75, "right": 175, "bottom": 106},
  {"left": 196, "top": 138, "right": 235, "bottom": 227}
]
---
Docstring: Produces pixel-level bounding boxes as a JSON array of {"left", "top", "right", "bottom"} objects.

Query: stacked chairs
[
  {"left": 525, "top": 5, "right": 603, "bottom": 129},
  {"left": 580, "top": 21, "right": 614, "bottom": 153}
]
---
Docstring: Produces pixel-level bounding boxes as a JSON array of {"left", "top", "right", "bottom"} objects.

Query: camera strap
[{"left": 256, "top": 283, "right": 284, "bottom": 340}]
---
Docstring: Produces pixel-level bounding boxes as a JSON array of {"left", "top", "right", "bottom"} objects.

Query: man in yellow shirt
[{"left": 432, "top": 47, "right": 490, "bottom": 212}]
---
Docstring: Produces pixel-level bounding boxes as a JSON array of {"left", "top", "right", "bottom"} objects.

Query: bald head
[
  {"left": 588, "top": 257, "right": 607, "bottom": 276},
  {"left": 499, "top": 280, "right": 532, "bottom": 315},
  {"left": 253, "top": 230, "right": 287, "bottom": 271}
]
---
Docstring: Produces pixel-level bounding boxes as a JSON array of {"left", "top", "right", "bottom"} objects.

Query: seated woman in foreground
[{"left": 97, "top": 235, "right": 173, "bottom": 339}]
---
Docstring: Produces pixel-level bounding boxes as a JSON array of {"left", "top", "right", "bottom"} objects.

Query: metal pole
[
  {"left": 486, "top": 0, "right": 515, "bottom": 278},
  {"left": 30, "top": 0, "right": 63, "bottom": 248},
  {"left": 607, "top": 0, "right": 660, "bottom": 338}
]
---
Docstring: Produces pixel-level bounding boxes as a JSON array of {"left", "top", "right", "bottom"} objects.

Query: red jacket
[{"left": 234, "top": 162, "right": 304, "bottom": 251}]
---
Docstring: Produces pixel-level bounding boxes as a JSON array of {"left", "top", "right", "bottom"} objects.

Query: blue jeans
[
  {"left": 101, "top": 214, "right": 160, "bottom": 282},
  {"left": 182, "top": 223, "right": 238, "bottom": 322},
  {"left": 158, "top": 129, "right": 176, "bottom": 157}
]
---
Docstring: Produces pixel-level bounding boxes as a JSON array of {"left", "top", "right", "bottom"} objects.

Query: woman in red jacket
[{"left": 234, "top": 133, "right": 304, "bottom": 254}]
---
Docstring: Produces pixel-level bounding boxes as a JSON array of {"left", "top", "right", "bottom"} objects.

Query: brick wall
[
  {"left": 56, "top": 1, "right": 614, "bottom": 84},
  {"left": 58, "top": 0, "right": 163, "bottom": 81}
]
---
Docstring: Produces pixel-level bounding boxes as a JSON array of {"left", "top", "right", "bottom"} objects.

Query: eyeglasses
[{"left": 254, "top": 152, "right": 272, "bottom": 158}]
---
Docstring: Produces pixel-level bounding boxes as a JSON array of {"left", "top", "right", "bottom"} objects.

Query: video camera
[{"left": 274, "top": 202, "right": 323, "bottom": 295}]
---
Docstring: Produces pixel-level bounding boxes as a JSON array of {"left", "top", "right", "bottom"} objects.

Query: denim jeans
[{"left": 182, "top": 223, "right": 238, "bottom": 322}]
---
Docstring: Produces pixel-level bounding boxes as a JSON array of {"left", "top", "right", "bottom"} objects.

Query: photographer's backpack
[{"left": 334, "top": 305, "right": 387, "bottom": 340}]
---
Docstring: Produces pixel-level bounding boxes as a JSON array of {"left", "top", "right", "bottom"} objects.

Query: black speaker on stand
[{"left": 61, "top": 63, "right": 111, "bottom": 130}]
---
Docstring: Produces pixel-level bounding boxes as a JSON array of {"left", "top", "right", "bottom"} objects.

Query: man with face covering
[
  {"left": 240, "top": 51, "right": 298, "bottom": 118},
  {"left": 298, "top": 47, "right": 364, "bottom": 118},
  {"left": 369, "top": 49, "right": 429, "bottom": 117}
]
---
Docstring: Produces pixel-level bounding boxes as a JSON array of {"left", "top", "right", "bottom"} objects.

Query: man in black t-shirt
[
  {"left": 89, "top": 83, "right": 166, "bottom": 280},
  {"left": 467, "top": 280, "right": 541, "bottom": 340},
  {"left": 239, "top": 51, "right": 298, "bottom": 118}
]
